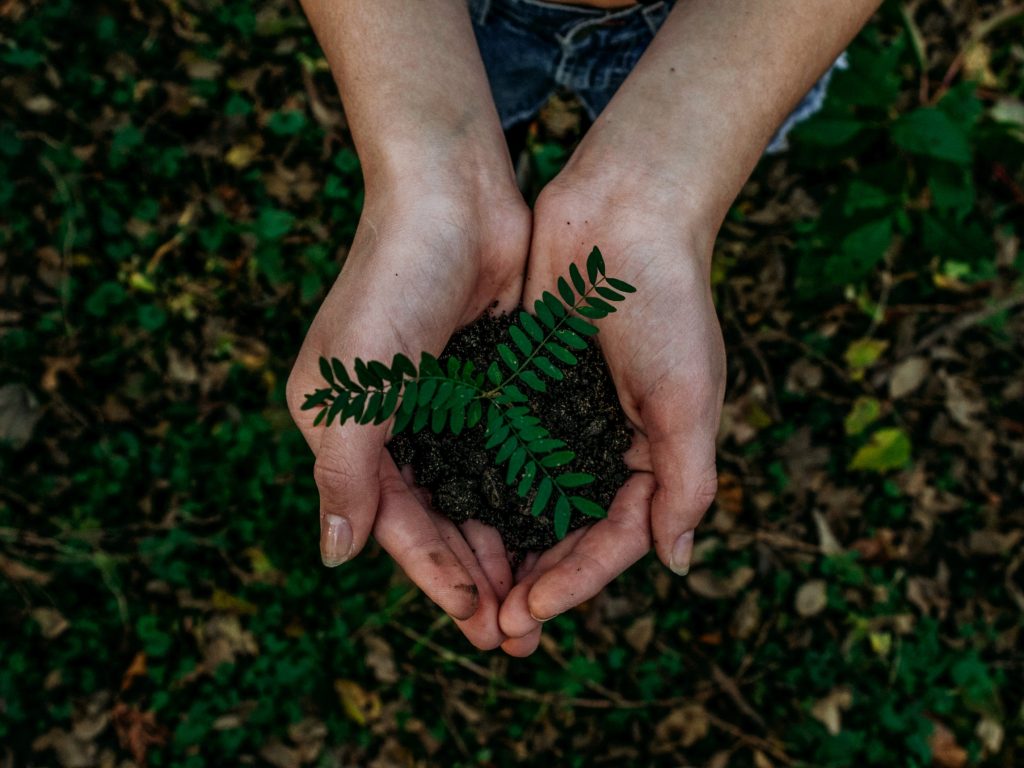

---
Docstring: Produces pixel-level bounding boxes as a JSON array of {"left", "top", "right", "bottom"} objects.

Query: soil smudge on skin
[{"left": 388, "top": 312, "right": 631, "bottom": 560}]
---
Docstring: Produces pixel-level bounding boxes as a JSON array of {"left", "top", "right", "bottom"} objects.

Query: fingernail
[
  {"left": 529, "top": 609, "right": 553, "bottom": 624},
  {"left": 320, "top": 514, "right": 352, "bottom": 567},
  {"left": 670, "top": 530, "right": 694, "bottom": 576}
]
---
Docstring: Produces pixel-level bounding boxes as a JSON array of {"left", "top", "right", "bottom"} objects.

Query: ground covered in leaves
[{"left": 1, "top": 1, "right": 1023, "bottom": 766}]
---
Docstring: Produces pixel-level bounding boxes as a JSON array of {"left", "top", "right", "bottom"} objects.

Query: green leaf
[
  {"left": 534, "top": 299, "right": 555, "bottom": 328},
  {"left": 302, "top": 388, "right": 332, "bottom": 410},
  {"left": 343, "top": 392, "right": 366, "bottom": 422},
  {"left": 331, "top": 358, "right": 356, "bottom": 389},
  {"left": 545, "top": 342, "right": 578, "bottom": 365},
  {"left": 518, "top": 425, "right": 548, "bottom": 441},
  {"left": 533, "top": 356, "right": 563, "bottom": 380},
  {"left": 412, "top": 405, "right": 430, "bottom": 433},
  {"left": 849, "top": 427, "right": 912, "bottom": 473},
  {"left": 326, "top": 396, "right": 345, "bottom": 426},
  {"left": 487, "top": 362, "right": 502, "bottom": 385},
  {"left": 891, "top": 107, "right": 972, "bottom": 164},
  {"left": 543, "top": 291, "right": 567, "bottom": 318},
  {"left": 391, "top": 400, "right": 413, "bottom": 434},
  {"left": 577, "top": 305, "right": 606, "bottom": 320},
  {"left": 312, "top": 408, "right": 327, "bottom": 427},
  {"left": 509, "top": 325, "right": 533, "bottom": 356},
  {"left": 506, "top": 447, "right": 526, "bottom": 485},
  {"left": 503, "top": 385, "right": 529, "bottom": 404},
  {"left": 418, "top": 379, "right": 438, "bottom": 406},
  {"left": 588, "top": 246, "right": 606, "bottom": 279},
  {"left": 586, "top": 296, "right": 615, "bottom": 314},
  {"left": 433, "top": 380, "right": 455, "bottom": 410},
  {"left": 844, "top": 396, "right": 882, "bottom": 436},
  {"left": 450, "top": 403, "right": 466, "bottom": 435},
  {"left": 565, "top": 316, "right": 598, "bottom": 337},
  {"left": 467, "top": 400, "right": 483, "bottom": 428},
  {"left": 595, "top": 286, "right": 625, "bottom": 302},
  {"left": 569, "top": 263, "right": 586, "bottom": 294},
  {"left": 556, "top": 329, "right": 588, "bottom": 350},
  {"left": 557, "top": 472, "right": 594, "bottom": 488},
  {"left": 496, "top": 436, "right": 517, "bottom": 463},
  {"left": 360, "top": 391, "right": 383, "bottom": 424},
  {"left": 369, "top": 360, "right": 392, "bottom": 383},
  {"left": 541, "top": 451, "right": 575, "bottom": 468},
  {"left": 391, "top": 353, "right": 416, "bottom": 379},
  {"left": 377, "top": 385, "right": 401, "bottom": 424},
  {"left": 606, "top": 277, "right": 636, "bottom": 293},
  {"left": 557, "top": 277, "right": 575, "bottom": 305},
  {"left": 519, "top": 312, "right": 543, "bottom": 341},
  {"left": 571, "top": 496, "right": 606, "bottom": 518},
  {"left": 355, "top": 358, "right": 382, "bottom": 388},
  {"left": 531, "top": 477, "right": 553, "bottom": 516},
  {"left": 519, "top": 370, "right": 547, "bottom": 392},
  {"left": 554, "top": 496, "right": 571, "bottom": 540},
  {"left": 517, "top": 462, "right": 537, "bottom": 497},
  {"left": 528, "top": 438, "right": 566, "bottom": 453},
  {"left": 497, "top": 343, "right": 518, "bottom": 372},
  {"left": 319, "top": 357, "right": 335, "bottom": 385},
  {"left": 430, "top": 406, "right": 446, "bottom": 433},
  {"left": 485, "top": 423, "right": 509, "bottom": 449}
]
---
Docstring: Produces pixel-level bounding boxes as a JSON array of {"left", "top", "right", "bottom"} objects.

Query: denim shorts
[{"left": 469, "top": 0, "right": 846, "bottom": 154}]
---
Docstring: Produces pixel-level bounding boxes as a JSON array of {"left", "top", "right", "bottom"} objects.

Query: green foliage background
[{"left": 1, "top": 1, "right": 1022, "bottom": 766}]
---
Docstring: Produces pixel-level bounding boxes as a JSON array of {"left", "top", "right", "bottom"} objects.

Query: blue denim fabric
[{"left": 469, "top": 0, "right": 846, "bottom": 154}]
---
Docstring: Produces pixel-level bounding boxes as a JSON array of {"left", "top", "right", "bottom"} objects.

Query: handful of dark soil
[{"left": 388, "top": 312, "right": 631, "bottom": 557}]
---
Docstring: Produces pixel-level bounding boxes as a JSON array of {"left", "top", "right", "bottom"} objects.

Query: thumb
[
  {"left": 648, "top": 413, "right": 719, "bottom": 576},
  {"left": 313, "top": 423, "right": 385, "bottom": 567}
]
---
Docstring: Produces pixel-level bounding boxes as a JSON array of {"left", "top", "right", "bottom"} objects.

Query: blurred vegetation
[{"left": 1, "top": 1, "right": 1022, "bottom": 766}]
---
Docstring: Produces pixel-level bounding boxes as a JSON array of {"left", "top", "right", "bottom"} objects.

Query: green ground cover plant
[{"left": 1, "top": 1, "right": 1022, "bottom": 766}]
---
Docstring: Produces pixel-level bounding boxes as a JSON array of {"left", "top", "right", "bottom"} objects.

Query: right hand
[{"left": 286, "top": 180, "right": 531, "bottom": 650}]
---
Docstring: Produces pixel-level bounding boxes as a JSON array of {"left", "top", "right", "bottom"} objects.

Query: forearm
[
  {"left": 562, "top": 0, "right": 880, "bottom": 241},
  {"left": 299, "top": 0, "right": 515, "bottom": 196}
]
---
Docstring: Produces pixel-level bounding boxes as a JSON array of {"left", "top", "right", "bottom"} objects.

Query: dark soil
[{"left": 388, "top": 312, "right": 631, "bottom": 558}]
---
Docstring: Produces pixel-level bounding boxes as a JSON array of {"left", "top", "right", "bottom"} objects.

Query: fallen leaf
[
  {"left": 32, "top": 607, "right": 69, "bottom": 639},
  {"left": 653, "top": 704, "right": 710, "bottom": 751},
  {"left": 0, "top": 554, "right": 52, "bottom": 585},
  {"left": 259, "top": 740, "right": 301, "bottom": 768},
  {"left": 844, "top": 396, "right": 882, "bottom": 436},
  {"left": 624, "top": 614, "right": 656, "bottom": 654},
  {"left": 889, "top": 357, "right": 929, "bottom": 399},
  {"left": 687, "top": 566, "right": 755, "bottom": 600},
  {"left": 0, "top": 383, "right": 41, "bottom": 449},
  {"left": 975, "top": 716, "right": 1004, "bottom": 756},
  {"left": 32, "top": 728, "right": 96, "bottom": 768},
  {"left": 364, "top": 635, "right": 398, "bottom": 684},
  {"left": 730, "top": 590, "right": 761, "bottom": 640},
  {"left": 929, "top": 719, "right": 967, "bottom": 768},
  {"left": 810, "top": 688, "right": 852, "bottom": 735},
  {"left": 812, "top": 510, "right": 844, "bottom": 556},
  {"left": 795, "top": 580, "right": 828, "bottom": 617},
  {"left": 335, "top": 680, "right": 381, "bottom": 726},
  {"left": 844, "top": 338, "right": 889, "bottom": 380},
  {"left": 111, "top": 703, "right": 169, "bottom": 768},
  {"left": 849, "top": 428, "right": 912, "bottom": 472}
]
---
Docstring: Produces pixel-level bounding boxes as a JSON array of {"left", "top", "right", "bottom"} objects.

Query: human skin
[
  {"left": 286, "top": 0, "right": 531, "bottom": 649},
  {"left": 289, "top": 0, "right": 881, "bottom": 655}
]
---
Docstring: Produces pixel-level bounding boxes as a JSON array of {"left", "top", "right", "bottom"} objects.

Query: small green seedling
[{"left": 302, "top": 246, "right": 635, "bottom": 539}]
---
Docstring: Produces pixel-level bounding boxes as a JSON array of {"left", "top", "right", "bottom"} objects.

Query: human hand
[
  {"left": 286, "top": 179, "right": 530, "bottom": 650},
  {"left": 497, "top": 174, "right": 726, "bottom": 655}
]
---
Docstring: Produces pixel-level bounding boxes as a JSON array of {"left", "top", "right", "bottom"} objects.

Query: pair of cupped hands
[{"left": 286, "top": 161, "right": 726, "bottom": 657}]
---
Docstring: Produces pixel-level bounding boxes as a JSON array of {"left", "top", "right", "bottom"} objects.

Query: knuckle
[
  {"left": 693, "top": 467, "right": 719, "bottom": 511},
  {"left": 312, "top": 459, "right": 357, "bottom": 497}
]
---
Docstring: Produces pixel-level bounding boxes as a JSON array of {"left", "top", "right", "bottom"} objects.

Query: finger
[
  {"left": 314, "top": 423, "right": 386, "bottom": 566},
  {"left": 501, "top": 627, "right": 542, "bottom": 658},
  {"left": 373, "top": 459, "right": 480, "bottom": 621},
  {"left": 647, "top": 410, "right": 719, "bottom": 576},
  {"left": 526, "top": 473, "right": 655, "bottom": 622},
  {"left": 460, "top": 520, "right": 514, "bottom": 601},
  {"left": 429, "top": 513, "right": 505, "bottom": 650},
  {"left": 499, "top": 527, "right": 589, "bottom": 639}
]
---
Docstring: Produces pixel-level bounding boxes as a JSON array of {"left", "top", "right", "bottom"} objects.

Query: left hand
[{"left": 497, "top": 171, "right": 727, "bottom": 657}]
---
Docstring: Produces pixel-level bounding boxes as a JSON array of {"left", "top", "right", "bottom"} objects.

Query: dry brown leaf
[
  {"left": 624, "top": 614, "right": 656, "bottom": 654},
  {"left": 335, "top": 680, "right": 381, "bottom": 726},
  {"left": 810, "top": 688, "right": 852, "bottom": 735},
  {"left": 0, "top": 554, "right": 52, "bottom": 585},
  {"left": 111, "top": 703, "right": 169, "bottom": 768},
  {"left": 32, "top": 607, "right": 70, "bottom": 639},
  {"left": 889, "top": 356, "right": 929, "bottom": 399},
  {"left": 259, "top": 740, "right": 301, "bottom": 768},
  {"left": 32, "top": 728, "right": 96, "bottom": 768},
  {"left": 929, "top": 720, "right": 967, "bottom": 768},
  {"left": 653, "top": 704, "right": 710, "bottom": 751},
  {"left": 687, "top": 566, "right": 755, "bottom": 600},
  {"left": 795, "top": 580, "right": 828, "bottom": 617},
  {"left": 730, "top": 590, "right": 761, "bottom": 640},
  {"left": 364, "top": 635, "right": 398, "bottom": 684}
]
